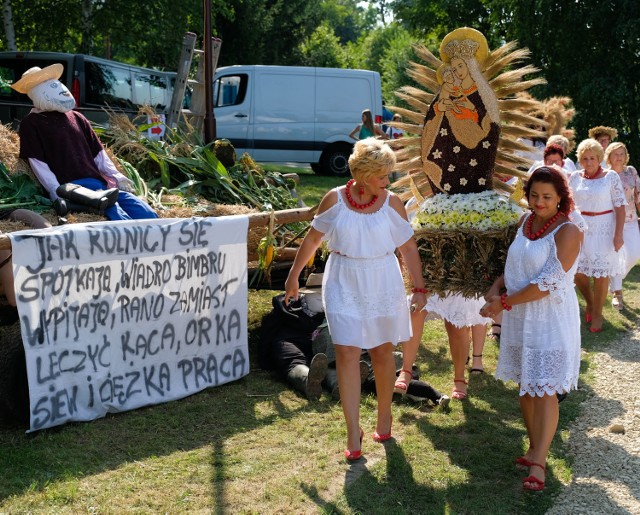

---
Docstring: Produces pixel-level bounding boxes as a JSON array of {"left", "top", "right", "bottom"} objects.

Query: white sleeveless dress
[
  {"left": 495, "top": 217, "right": 582, "bottom": 396},
  {"left": 311, "top": 187, "right": 414, "bottom": 349},
  {"left": 569, "top": 170, "right": 626, "bottom": 277}
]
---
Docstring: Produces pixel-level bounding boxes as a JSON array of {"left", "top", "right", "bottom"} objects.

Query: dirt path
[{"left": 548, "top": 329, "right": 640, "bottom": 514}]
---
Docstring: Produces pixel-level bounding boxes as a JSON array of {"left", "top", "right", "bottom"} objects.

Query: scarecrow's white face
[{"left": 28, "top": 79, "right": 75, "bottom": 112}]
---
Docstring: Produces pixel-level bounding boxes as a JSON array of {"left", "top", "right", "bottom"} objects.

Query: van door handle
[{"left": 234, "top": 113, "right": 248, "bottom": 118}]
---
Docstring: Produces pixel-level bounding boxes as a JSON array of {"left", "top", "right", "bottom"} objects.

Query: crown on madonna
[{"left": 442, "top": 39, "right": 479, "bottom": 61}]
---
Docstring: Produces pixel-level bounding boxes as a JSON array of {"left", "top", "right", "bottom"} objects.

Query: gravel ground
[{"left": 548, "top": 330, "right": 640, "bottom": 514}]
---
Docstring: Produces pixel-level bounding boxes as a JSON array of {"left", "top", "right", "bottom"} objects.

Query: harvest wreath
[{"left": 388, "top": 27, "right": 545, "bottom": 297}]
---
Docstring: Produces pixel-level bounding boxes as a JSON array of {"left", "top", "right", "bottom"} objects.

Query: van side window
[
  {"left": 86, "top": 61, "right": 133, "bottom": 109},
  {"left": 213, "top": 74, "right": 247, "bottom": 107},
  {"left": 134, "top": 73, "right": 168, "bottom": 110}
]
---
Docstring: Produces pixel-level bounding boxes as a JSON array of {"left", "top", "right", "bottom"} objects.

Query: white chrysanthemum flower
[{"left": 413, "top": 190, "right": 524, "bottom": 231}]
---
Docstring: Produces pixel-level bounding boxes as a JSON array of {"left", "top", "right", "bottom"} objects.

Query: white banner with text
[{"left": 10, "top": 216, "right": 249, "bottom": 432}]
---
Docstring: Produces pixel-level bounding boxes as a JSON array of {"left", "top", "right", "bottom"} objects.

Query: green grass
[
  {"left": 262, "top": 164, "right": 345, "bottom": 207},
  {"left": 1, "top": 174, "right": 637, "bottom": 513}
]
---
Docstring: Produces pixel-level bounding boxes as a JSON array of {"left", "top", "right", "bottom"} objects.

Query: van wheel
[{"left": 321, "top": 143, "right": 353, "bottom": 176}]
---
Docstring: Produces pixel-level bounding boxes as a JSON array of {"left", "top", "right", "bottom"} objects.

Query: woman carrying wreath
[
  {"left": 284, "top": 138, "right": 426, "bottom": 461},
  {"left": 395, "top": 28, "right": 500, "bottom": 400},
  {"left": 480, "top": 166, "right": 584, "bottom": 491}
]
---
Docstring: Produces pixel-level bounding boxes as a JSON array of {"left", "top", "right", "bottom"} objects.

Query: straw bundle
[{"left": 414, "top": 224, "right": 517, "bottom": 297}]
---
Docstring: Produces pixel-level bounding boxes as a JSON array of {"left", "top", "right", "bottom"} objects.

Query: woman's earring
[
  {"left": 557, "top": 203, "right": 560, "bottom": 209},
  {"left": 359, "top": 184, "right": 365, "bottom": 195}
]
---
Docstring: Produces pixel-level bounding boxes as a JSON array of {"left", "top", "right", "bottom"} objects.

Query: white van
[{"left": 212, "top": 65, "right": 383, "bottom": 176}]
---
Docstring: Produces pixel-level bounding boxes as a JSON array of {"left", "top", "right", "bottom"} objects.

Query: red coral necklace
[
  {"left": 345, "top": 179, "right": 378, "bottom": 209},
  {"left": 525, "top": 211, "right": 562, "bottom": 240},
  {"left": 584, "top": 166, "right": 603, "bottom": 180}
]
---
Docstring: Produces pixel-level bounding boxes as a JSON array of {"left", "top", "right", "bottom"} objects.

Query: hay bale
[
  {"left": 414, "top": 224, "right": 517, "bottom": 297},
  {"left": 0, "top": 124, "right": 20, "bottom": 171},
  {"left": 0, "top": 320, "right": 29, "bottom": 424}
]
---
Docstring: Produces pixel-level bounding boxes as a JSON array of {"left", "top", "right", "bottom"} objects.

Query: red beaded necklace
[
  {"left": 584, "top": 166, "right": 603, "bottom": 180},
  {"left": 345, "top": 179, "right": 378, "bottom": 209},
  {"left": 525, "top": 211, "right": 562, "bottom": 240}
]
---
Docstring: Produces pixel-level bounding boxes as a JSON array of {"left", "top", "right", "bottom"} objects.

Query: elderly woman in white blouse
[
  {"left": 605, "top": 142, "right": 640, "bottom": 310},
  {"left": 569, "top": 139, "right": 626, "bottom": 332}
]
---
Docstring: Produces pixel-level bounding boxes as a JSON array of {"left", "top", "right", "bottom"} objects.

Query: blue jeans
[{"left": 71, "top": 178, "right": 158, "bottom": 221}]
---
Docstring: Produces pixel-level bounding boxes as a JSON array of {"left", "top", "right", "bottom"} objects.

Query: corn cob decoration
[{"left": 258, "top": 211, "right": 277, "bottom": 270}]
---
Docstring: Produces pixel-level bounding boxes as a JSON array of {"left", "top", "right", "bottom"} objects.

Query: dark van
[{"left": 0, "top": 51, "right": 176, "bottom": 127}]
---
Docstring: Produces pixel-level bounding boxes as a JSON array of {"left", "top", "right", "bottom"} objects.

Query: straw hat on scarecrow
[{"left": 10, "top": 64, "right": 64, "bottom": 94}]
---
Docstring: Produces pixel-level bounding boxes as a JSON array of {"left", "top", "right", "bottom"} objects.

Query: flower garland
[{"left": 411, "top": 191, "right": 523, "bottom": 231}]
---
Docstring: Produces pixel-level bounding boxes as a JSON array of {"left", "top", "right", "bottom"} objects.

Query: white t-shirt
[{"left": 386, "top": 127, "right": 404, "bottom": 139}]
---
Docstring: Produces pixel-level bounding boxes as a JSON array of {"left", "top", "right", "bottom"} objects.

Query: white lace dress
[
  {"left": 495, "top": 218, "right": 582, "bottom": 396},
  {"left": 569, "top": 170, "right": 627, "bottom": 277},
  {"left": 311, "top": 188, "right": 414, "bottom": 349},
  {"left": 425, "top": 293, "right": 492, "bottom": 328}
]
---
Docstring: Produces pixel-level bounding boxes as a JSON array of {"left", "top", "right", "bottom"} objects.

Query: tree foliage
[
  {"left": 320, "top": 0, "right": 373, "bottom": 45},
  {"left": 214, "top": 0, "right": 321, "bottom": 66},
  {"left": 496, "top": 0, "right": 640, "bottom": 158},
  {"left": 298, "top": 24, "right": 346, "bottom": 68}
]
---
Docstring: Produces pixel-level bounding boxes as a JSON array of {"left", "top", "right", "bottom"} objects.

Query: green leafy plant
[
  {"left": 0, "top": 162, "right": 51, "bottom": 212},
  {"left": 97, "top": 115, "right": 299, "bottom": 211}
]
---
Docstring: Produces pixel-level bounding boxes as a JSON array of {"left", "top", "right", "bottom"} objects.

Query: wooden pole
[
  {"left": 0, "top": 207, "right": 317, "bottom": 250},
  {"left": 203, "top": 0, "right": 216, "bottom": 143}
]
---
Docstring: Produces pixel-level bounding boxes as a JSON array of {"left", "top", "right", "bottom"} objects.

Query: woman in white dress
[
  {"left": 285, "top": 138, "right": 427, "bottom": 461},
  {"left": 396, "top": 295, "right": 491, "bottom": 401},
  {"left": 569, "top": 138, "right": 626, "bottom": 332},
  {"left": 604, "top": 142, "right": 640, "bottom": 310},
  {"left": 480, "top": 165, "right": 583, "bottom": 491}
]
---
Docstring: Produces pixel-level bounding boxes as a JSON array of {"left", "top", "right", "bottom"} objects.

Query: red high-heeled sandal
[
  {"left": 522, "top": 462, "right": 546, "bottom": 491},
  {"left": 452, "top": 378, "right": 467, "bottom": 400},
  {"left": 393, "top": 369, "right": 413, "bottom": 395},
  {"left": 515, "top": 456, "right": 533, "bottom": 470},
  {"left": 344, "top": 428, "right": 364, "bottom": 461},
  {"left": 372, "top": 416, "right": 393, "bottom": 443}
]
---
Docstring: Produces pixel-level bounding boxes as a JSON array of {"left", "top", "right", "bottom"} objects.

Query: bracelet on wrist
[
  {"left": 411, "top": 287, "right": 428, "bottom": 294},
  {"left": 500, "top": 293, "right": 512, "bottom": 311}
]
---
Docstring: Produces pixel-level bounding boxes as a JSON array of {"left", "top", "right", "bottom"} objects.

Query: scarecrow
[{"left": 11, "top": 64, "right": 157, "bottom": 220}]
